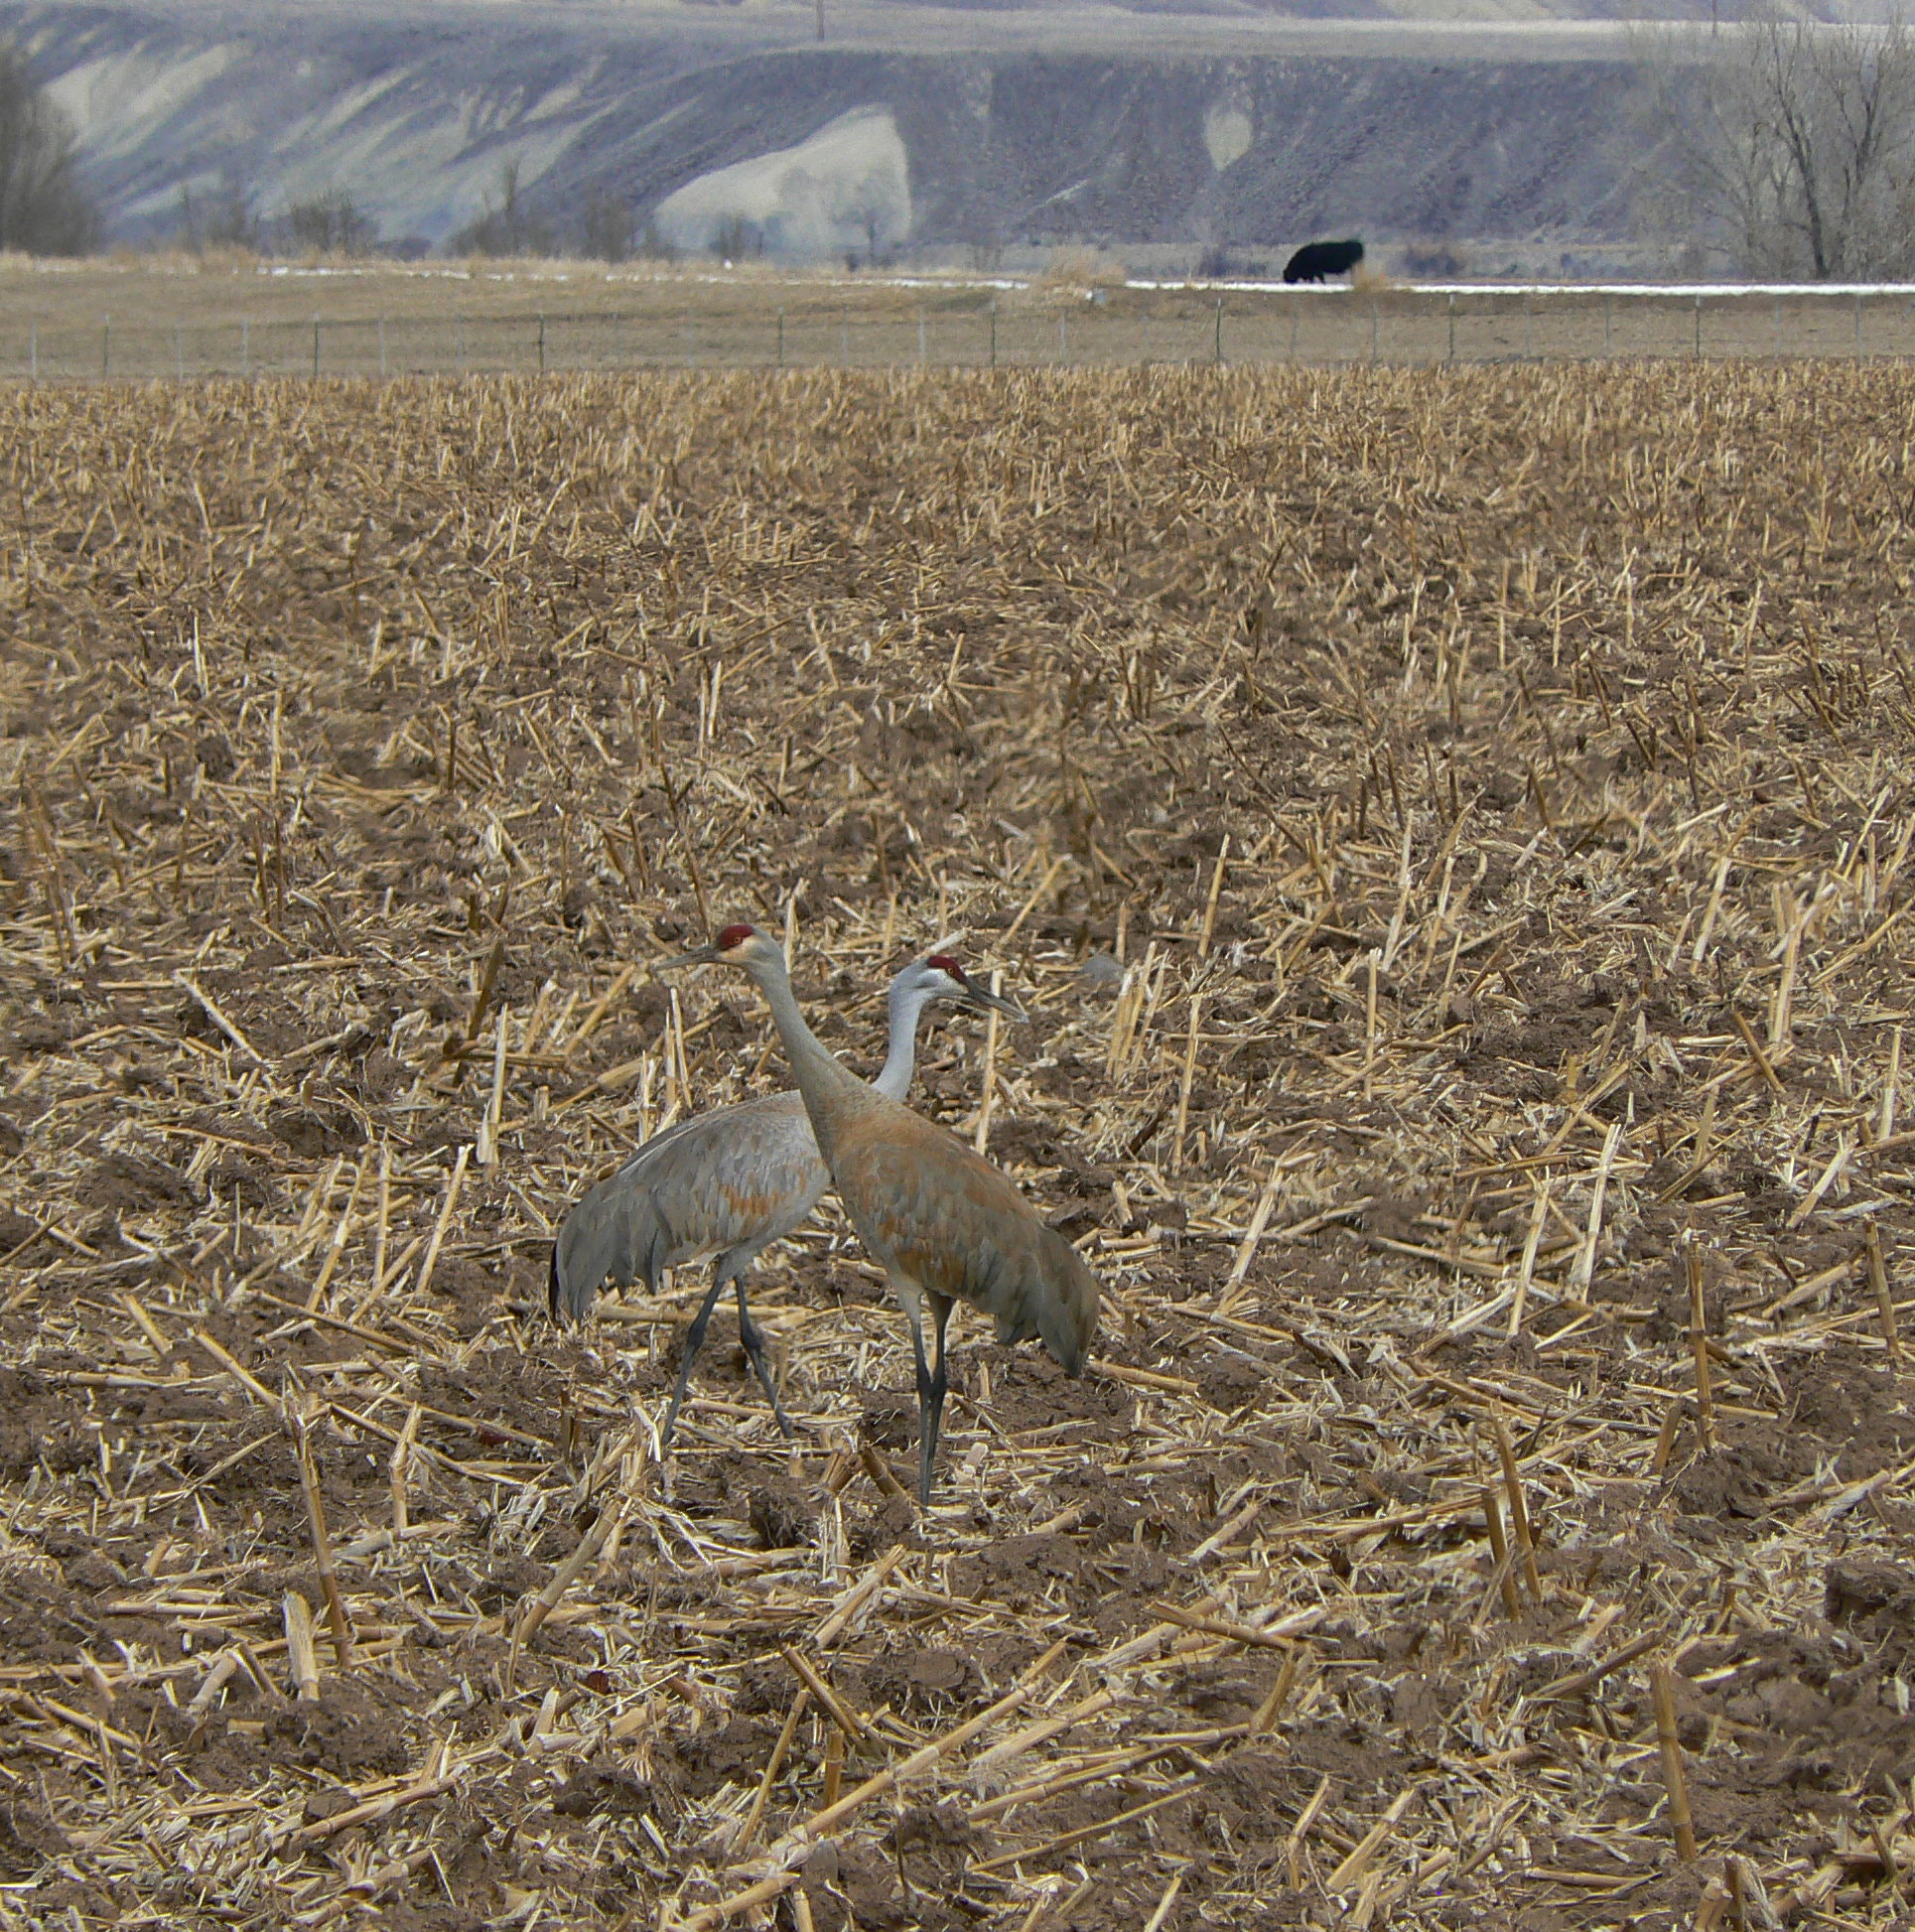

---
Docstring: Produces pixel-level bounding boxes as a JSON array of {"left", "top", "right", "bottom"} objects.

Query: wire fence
[{"left": 8, "top": 289, "right": 1915, "bottom": 378}]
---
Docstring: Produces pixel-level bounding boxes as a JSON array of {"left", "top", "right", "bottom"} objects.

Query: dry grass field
[
  {"left": 6, "top": 256, "right": 1915, "bottom": 376},
  {"left": 3, "top": 359, "right": 1915, "bottom": 1931}
]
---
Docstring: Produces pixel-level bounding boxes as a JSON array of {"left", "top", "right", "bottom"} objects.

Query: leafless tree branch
[
  {"left": 1631, "top": 10, "right": 1915, "bottom": 279},
  {"left": 0, "top": 41, "right": 98, "bottom": 255}
]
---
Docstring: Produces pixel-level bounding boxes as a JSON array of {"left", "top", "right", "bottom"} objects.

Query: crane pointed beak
[
  {"left": 965, "top": 983, "right": 1029, "bottom": 1024},
  {"left": 659, "top": 944, "right": 721, "bottom": 971}
]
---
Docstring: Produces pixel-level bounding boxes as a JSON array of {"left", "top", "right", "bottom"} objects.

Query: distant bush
[
  {"left": 282, "top": 188, "right": 377, "bottom": 256},
  {"left": 1034, "top": 246, "right": 1127, "bottom": 292},
  {"left": 712, "top": 214, "right": 763, "bottom": 263},
  {"left": 0, "top": 42, "right": 100, "bottom": 255},
  {"left": 1399, "top": 243, "right": 1468, "bottom": 279},
  {"left": 1196, "top": 246, "right": 1271, "bottom": 279}
]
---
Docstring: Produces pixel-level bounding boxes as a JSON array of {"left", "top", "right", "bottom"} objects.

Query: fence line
[{"left": 7, "top": 290, "right": 1915, "bottom": 380}]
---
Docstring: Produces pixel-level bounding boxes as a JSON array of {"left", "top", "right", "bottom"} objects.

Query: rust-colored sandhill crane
[
  {"left": 549, "top": 955, "right": 1024, "bottom": 1450},
  {"left": 669, "top": 924, "right": 1100, "bottom": 1503}
]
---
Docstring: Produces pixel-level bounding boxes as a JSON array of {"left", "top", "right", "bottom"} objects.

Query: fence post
[
  {"left": 1215, "top": 296, "right": 1223, "bottom": 365},
  {"left": 990, "top": 297, "right": 998, "bottom": 369},
  {"left": 378, "top": 317, "right": 387, "bottom": 380},
  {"left": 1695, "top": 293, "right": 1703, "bottom": 359},
  {"left": 313, "top": 318, "right": 321, "bottom": 379},
  {"left": 241, "top": 317, "right": 250, "bottom": 378},
  {"left": 538, "top": 313, "right": 546, "bottom": 374},
  {"left": 777, "top": 309, "right": 785, "bottom": 369},
  {"left": 1447, "top": 291, "right": 1455, "bottom": 365},
  {"left": 101, "top": 317, "right": 109, "bottom": 380}
]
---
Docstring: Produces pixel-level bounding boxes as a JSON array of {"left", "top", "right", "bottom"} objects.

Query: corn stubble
[{"left": 2, "top": 363, "right": 1914, "bottom": 1925}]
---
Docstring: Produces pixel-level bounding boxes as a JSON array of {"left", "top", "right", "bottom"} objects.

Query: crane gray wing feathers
[
  {"left": 550, "top": 1091, "right": 828, "bottom": 1321},
  {"left": 835, "top": 1125, "right": 1099, "bottom": 1374}
]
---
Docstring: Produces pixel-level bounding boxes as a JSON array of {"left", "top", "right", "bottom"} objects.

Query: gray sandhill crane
[
  {"left": 549, "top": 955, "right": 1025, "bottom": 1450},
  {"left": 669, "top": 924, "right": 1099, "bottom": 1503}
]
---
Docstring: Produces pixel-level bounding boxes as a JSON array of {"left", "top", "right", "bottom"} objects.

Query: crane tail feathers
[
  {"left": 550, "top": 1180, "right": 669, "bottom": 1324},
  {"left": 1040, "top": 1278, "right": 1096, "bottom": 1374},
  {"left": 986, "top": 1228, "right": 1098, "bottom": 1374}
]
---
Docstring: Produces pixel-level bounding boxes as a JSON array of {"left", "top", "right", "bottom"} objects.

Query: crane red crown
[
  {"left": 715, "top": 923, "right": 758, "bottom": 950},
  {"left": 925, "top": 953, "right": 968, "bottom": 981}
]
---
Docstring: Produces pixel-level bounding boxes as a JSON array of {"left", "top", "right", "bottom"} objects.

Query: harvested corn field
[{"left": 2, "top": 362, "right": 1915, "bottom": 1930}]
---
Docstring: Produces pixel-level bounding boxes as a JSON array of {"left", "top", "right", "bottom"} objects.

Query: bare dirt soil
[{"left": 3, "top": 361, "right": 1915, "bottom": 1929}]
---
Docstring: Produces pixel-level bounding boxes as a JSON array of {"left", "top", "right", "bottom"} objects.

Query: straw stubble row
[{"left": 2, "top": 362, "right": 1914, "bottom": 1925}]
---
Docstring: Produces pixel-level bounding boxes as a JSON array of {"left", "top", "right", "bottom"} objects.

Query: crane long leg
[
  {"left": 912, "top": 1292, "right": 956, "bottom": 1506},
  {"left": 734, "top": 1276, "right": 793, "bottom": 1438},
  {"left": 659, "top": 1271, "right": 732, "bottom": 1453}
]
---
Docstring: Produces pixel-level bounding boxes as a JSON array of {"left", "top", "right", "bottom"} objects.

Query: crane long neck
[
  {"left": 874, "top": 979, "right": 933, "bottom": 1102},
  {"left": 745, "top": 952, "right": 867, "bottom": 1150}
]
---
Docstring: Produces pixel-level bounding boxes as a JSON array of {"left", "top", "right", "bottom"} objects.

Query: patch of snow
[
  {"left": 1141, "top": 279, "right": 1915, "bottom": 295},
  {"left": 653, "top": 107, "right": 911, "bottom": 260},
  {"left": 1203, "top": 104, "right": 1252, "bottom": 172},
  {"left": 307, "top": 70, "right": 411, "bottom": 143},
  {"left": 45, "top": 46, "right": 241, "bottom": 164},
  {"left": 527, "top": 77, "right": 588, "bottom": 123}
]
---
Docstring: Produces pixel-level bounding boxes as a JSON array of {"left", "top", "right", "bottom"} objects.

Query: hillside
[{"left": 3, "top": 0, "right": 1659, "bottom": 268}]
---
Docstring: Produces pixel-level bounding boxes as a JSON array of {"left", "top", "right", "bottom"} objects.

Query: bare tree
[
  {"left": 0, "top": 43, "right": 99, "bottom": 254},
  {"left": 1634, "top": 11, "right": 1915, "bottom": 279},
  {"left": 843, "top": 175, "right": 902, "bottom": 270},
  {"left": 205, "top": 170, "right": 261, "bottom": 251},
  {"left": 180, "top": 167, "right": 260, "bottom": 253},
  {"left": 580, "top": 187, "right": 633, "bottom": 263},
  {"left": 450, "top": 161, "right": 552, "bottom": 258}
]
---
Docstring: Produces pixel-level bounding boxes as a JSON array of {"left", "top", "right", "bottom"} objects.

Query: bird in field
[
  {"left": 667, "top": 923, "right": 1099, "bottom": 1504},
  {"left": 549, "top": 954, "right": 1026, "bottom": 1452}
]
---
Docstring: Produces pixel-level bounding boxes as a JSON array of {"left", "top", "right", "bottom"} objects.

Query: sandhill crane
[
  {"left": 549, "top": 955, "right": 1025, "bottom": 1451},
  {"left": 669, "top": 924, "right": 1099, "bottom": 1503}
]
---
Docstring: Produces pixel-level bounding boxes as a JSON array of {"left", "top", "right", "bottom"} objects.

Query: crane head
[
  {"left": 916, "top": 954, "right": 1027, "bottom": 1023},
  {"left": 666, "top": 922, "right": 781, "bottom": 970},
  {"left": 669, "top": 929, "right": 1027, "bottom": 1023}
]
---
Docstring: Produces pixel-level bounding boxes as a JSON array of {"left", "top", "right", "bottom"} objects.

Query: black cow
[{"left": 1284, "top": 239, "right": 1365, "bottom": 285}]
